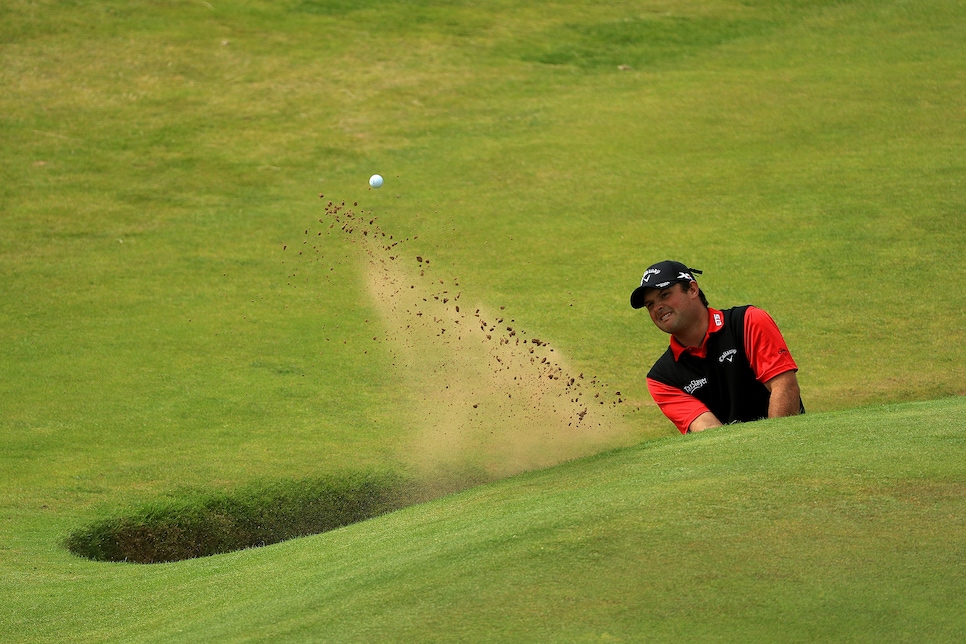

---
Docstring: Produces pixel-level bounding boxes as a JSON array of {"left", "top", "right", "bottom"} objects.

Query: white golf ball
[{"left": 369, "top": 174, "right": 384, "bottom": 189}]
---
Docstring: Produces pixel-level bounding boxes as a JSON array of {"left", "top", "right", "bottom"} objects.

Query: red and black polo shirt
[{"left": 646, "top": 306, "right": 801, "bottom": 434}]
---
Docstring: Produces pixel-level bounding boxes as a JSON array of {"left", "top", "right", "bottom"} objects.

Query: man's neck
[{"left": 673, "top": 307, "right": 711, "bottom": 350}]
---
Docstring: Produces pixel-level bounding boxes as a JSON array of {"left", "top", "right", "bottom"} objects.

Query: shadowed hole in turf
[{"left": 65, "top": 471, "right": 432, "bottom": 564}]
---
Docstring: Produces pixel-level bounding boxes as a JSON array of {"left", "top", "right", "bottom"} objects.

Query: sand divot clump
[{"left": 311, "top": 197, "right": 634, "bottom": 479}]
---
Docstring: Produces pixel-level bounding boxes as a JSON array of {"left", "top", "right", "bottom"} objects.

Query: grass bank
[
  {"left": 64, "top": 470, "right": 416, "bottom": 563},
  {"left": 3, "top": 398, "right": 964, "bottom": 641}
]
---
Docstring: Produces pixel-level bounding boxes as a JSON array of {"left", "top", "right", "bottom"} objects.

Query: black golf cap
[{"left": 630, "top": 260, "right": 703, "bottom": 309}]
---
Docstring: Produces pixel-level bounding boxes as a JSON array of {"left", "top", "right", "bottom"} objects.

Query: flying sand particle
[{"left": 302, "top": 192, "right": 632, "bottom": 477}]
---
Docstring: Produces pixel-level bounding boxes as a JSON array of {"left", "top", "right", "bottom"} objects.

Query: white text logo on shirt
[{"left": 684, "top": 378, "right": 708, "bottom": 394}]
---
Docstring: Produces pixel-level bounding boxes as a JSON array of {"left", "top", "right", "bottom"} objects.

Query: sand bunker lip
[
  {"left": 314, "top": 196, "right": 635, "bottom": 478},
  {"left": 64, "top": 471, "right": 416, "bottom": 564}
]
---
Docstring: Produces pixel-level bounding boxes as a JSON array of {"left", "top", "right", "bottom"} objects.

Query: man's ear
[{"left": 685, "top": 281, "right": 700, "bottom": 299}]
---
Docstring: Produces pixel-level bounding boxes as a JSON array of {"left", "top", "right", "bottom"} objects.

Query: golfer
[{"left": 631, "top": 260, "right": 803, "bottom": 434}]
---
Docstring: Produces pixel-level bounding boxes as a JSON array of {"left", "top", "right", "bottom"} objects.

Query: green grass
[
  {"left": 1, "top": 0, "right": 965, "bottom": 640},
  {"left": 4, "top": 399, "right": 965, "bottom": 641},
  {"left": 64, "top": 470, "right": 417, "bottom": 564}
]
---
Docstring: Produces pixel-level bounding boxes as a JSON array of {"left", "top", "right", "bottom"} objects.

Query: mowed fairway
[{"left": 1, "top": 0, "right": 965, "bottom": 641}]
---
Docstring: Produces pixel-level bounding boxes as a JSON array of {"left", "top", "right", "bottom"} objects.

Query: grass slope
[
  {"left": 3, "top": 398, "right": 964, "bottom": 642},
  {"left": 2, "top": 0, "right": 965, "bottom": 640}
]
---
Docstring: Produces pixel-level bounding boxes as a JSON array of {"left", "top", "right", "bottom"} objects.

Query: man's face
[{"left": 641, "top": 282, "right": 700, "bottom": 335}]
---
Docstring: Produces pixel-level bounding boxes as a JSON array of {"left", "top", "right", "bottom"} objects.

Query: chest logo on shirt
[
  {"left": 684, "top": 378, "right": 708, "bottom": 394},
  {"left": 719, "top": 349, "right": 738, "bottom": 363}
]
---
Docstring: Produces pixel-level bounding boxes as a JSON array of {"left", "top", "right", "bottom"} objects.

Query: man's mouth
[{"left": 659, "top": 311, "right": 673, "bottom": 323}]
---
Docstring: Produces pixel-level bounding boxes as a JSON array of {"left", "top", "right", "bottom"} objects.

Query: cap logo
[
  {"left": 678, "top": 272, "right": 693, "bottom": 281},
  {"left": 640, "top": 268, "right": 661, "bottom": 285},
  {"left": 654, "top": 280, "right": 671, "bottom": 289}
]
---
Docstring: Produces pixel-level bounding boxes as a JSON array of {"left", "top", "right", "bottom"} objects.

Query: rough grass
[{"left": 64, "top": 471, "right": 417, "bottom": 563}]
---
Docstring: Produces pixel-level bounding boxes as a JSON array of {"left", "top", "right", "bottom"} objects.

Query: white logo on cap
[
  {"left": 678, "top": 272, "right": 693, "bottom": 281},
  {"left": 640, "top": 268, "right": 661, "bottom": 285}
]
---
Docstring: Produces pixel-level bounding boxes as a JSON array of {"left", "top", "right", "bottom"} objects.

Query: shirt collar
[{"left": 670, "top": 307, "right": 724, "bottom": 361}]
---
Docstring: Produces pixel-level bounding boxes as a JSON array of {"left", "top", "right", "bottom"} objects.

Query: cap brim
[
  {"left": 631, "top": 279, "right": 694, "bottom": 309},
  {"left": 630, "top": 286, "right": 649, "bottom": 309}
]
